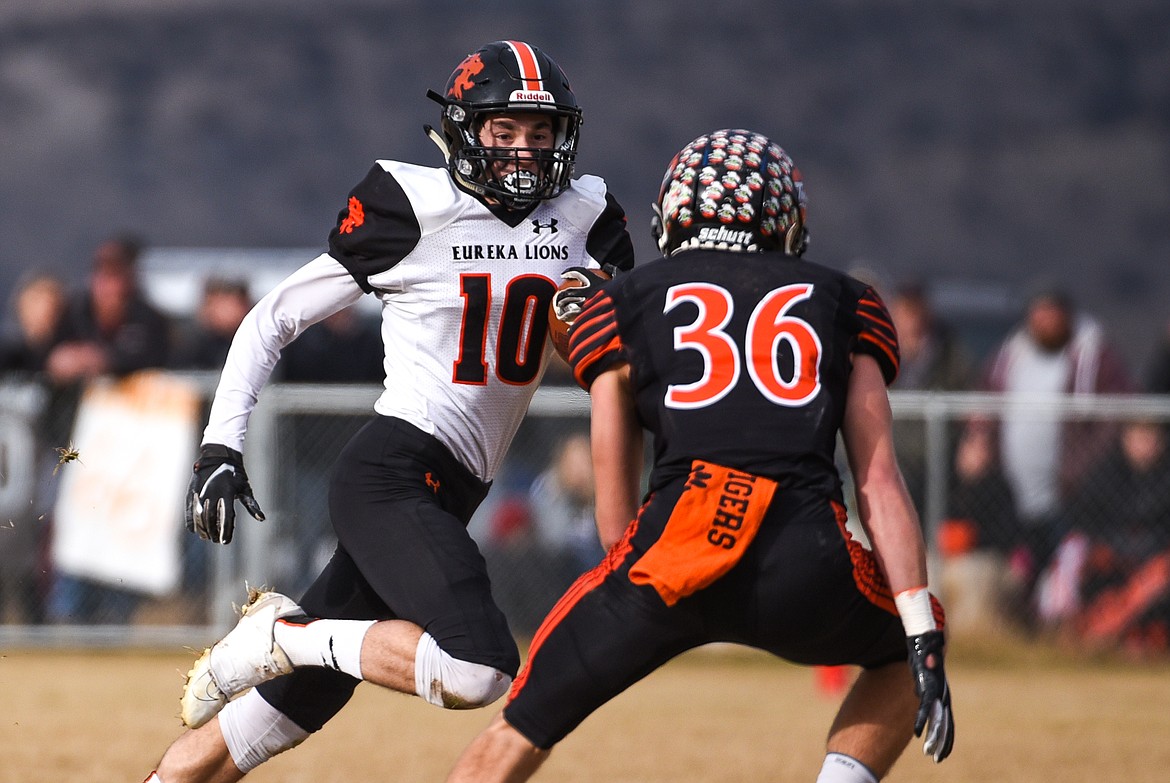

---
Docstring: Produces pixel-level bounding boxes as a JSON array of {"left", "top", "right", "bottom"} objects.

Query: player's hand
[
  {"left": 906, "top": 630, "right": 954, "bottom": 763},
  {"left": 185, "top": 444, "right": 265, "bottom": 545},
  {"left": 552, "top": 266, "right": 609, "bottom": 325}
]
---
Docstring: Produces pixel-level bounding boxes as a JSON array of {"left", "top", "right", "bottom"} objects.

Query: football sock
[
  {"left": 142, "top": 773, "right": 163, "bottom": 783},
  {"left": 273, "top": 617, "right": 376, "bottom": 679},
  {"left": 816, "top": 752, "right": 878, "bottom": 783},
  {"left": 219, "top": 690, "right": 310, "bottom": 772}
]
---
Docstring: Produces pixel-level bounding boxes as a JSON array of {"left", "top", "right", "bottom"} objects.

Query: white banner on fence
[{"left": 52, "top": 371, "right": 200, "bottom": 596}]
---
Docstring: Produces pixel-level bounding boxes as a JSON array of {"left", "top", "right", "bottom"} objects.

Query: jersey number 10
[{"left": 453, "top": 273, "right": 557, "bottom": 386}]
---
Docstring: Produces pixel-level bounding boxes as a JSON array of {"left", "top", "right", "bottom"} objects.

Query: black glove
[
  {"left": 907, "top": 630, "right": 955, "bottom": 763},
  {"left": 552, "top": 267, "right": 610, "bottom": 326},
  {"left": 185, "top": 444, "right": 265, "bottom": 545}
]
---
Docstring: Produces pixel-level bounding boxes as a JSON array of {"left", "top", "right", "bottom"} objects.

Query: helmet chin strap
[
  {"left": 424, "top": 125, "right": 452, "bottom": 163},
  {"left": 783, "top": 216, "right": 809, "bottom": 257}
]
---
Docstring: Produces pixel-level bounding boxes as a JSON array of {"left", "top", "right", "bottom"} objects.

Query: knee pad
[
  {"left": 219, "top": 689, "right": 310, "bottom": 773},
  {"left": 414, "top": 631, "right": 512, "bottom": 709}
]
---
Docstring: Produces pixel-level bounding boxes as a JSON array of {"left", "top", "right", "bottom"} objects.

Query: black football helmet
[
  {"left": 651, "top": 129, "right": 809, "bottom": 257},
  {"left": 425, "top": 41, "right": 581, "bottom": 209}
]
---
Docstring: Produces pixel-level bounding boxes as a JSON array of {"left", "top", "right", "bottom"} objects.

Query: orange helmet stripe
[{"left": 505, "top": 40, "right": 543, "bottom": 92}]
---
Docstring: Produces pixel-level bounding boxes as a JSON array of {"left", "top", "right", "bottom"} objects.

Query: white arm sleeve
[{"left": 202, "top": 253, "right": 367, "bottom": 450}]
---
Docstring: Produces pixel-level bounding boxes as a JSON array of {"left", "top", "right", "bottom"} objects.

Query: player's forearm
[
  {"left": 592, "top": 439, "right": 641, "bottom": 549},
  {"left": 855, "top": 474, "right": 930, "bottom": 595},
  {"left": 843, "top": 354, "right": 930, "bottom": 594},
  {"left": 589, "top": 366, "right": 642, "bottom": 549}
]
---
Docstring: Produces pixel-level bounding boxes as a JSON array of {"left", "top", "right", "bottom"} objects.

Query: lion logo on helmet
[{"left": 448, "top": 53, "right": 485, "bottom": 100}]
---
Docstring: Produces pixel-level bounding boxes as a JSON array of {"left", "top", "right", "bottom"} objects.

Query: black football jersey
[{"left": 568, "top": 250, "right": 899, "bottom": 496}]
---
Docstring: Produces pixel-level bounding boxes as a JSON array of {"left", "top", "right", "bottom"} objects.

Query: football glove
[
  {"left": 552, "top": 266, "right": 609, "bottom": 325},
  {"left": 185, "top": 444, "right": 265, "bottom": 545},
  {"left": 907, "top": 630, "right": 955, "bottom": 763}
]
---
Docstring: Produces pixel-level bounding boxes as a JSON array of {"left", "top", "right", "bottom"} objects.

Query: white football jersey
[{"left": 204, "top": 160, "right": 634, "bottom": 481}]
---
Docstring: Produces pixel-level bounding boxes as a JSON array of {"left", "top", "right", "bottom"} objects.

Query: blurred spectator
[
  {"left": 278, "top": 305, "right": 382, "bottom": 382},
  {"left": 888, "top": 283, "right": 973, "bottom": 393},
  {"left": 1145, "top": 319, "right": 1170, "bottom": 394},
  {"left": 968, "top": 286, "right": 1132, "bottom": 610},
  {"left": 937, "top": 425, "right": 1022, "bottom": 636},
  {"left": 0, "top": 272, "right": 67, "bottom": 623},
  {"left": 527, "top": 431, "right": 604, "bottom": 577},
  {"left": 171, "top": 276, "right": 252, "bottom": 370},
  {"left": 1036, "top": 420, "right": 1170, "bottom": 655},
  {"left": 0, "top": 272, "right": 67, "bottom": 376},
  {"left": 46, "top": 234, "right": 171, "bottom": 384},
  {"left": 479, "top": 433, "right": 605, "bottom": 634},
  {"left": 887, "top": 283, "right": 974, "bottom": 514},
  {"left": 42, "top": 233, "right": 173, "bottom": 625}
]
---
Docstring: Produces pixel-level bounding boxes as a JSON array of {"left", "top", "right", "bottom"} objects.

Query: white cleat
[{"left": 180, "top": 590, "right": 301, "bottom": 729}]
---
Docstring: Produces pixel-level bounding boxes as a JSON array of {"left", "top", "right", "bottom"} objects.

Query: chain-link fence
[{"left": 3, "top": 380, "right": 1170, "bottom": 655}]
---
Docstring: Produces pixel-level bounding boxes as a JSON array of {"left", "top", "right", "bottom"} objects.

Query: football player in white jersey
[{"left": 143, "top": 40, "right": 634, "bottom": 783}]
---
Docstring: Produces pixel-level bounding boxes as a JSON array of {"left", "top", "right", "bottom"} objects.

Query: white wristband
[{"left": 894, "top": 587, "right": 938, "bottom": 636}]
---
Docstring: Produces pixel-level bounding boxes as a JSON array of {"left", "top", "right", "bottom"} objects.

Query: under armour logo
[
  {"left": 532, "top": 218, "right": 558, "bottom": 234},
  {"left": 425, "top": 472, "right": 441, "bottom": 494},
  {"left": 686, "top": 463, "right": 712, "bottom": 490}
]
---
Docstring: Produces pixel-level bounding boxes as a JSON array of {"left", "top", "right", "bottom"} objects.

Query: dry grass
[{"left": 1, "top": 638, "right": 1168, "bottom": 782}]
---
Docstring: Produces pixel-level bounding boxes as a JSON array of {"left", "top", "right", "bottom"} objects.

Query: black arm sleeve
[
  {"left": 587, "top": 192, "right": 636, "bottom": 276},
  {"left": 327, "top": 164, "right": 423, "bottom": 292}
]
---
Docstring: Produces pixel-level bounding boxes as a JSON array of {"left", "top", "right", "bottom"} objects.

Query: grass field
[{"left": 2, "top": 639, "right": 1168, "bottom": 782}]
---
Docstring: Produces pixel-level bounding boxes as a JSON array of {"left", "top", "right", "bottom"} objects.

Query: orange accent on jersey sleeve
[
  {"left": 856, "top": 305, "right": 894, "bottom": 334},
  {"left": 508, "top": 507, "right": 643, "bottom": 702},
  {"left": 568, "top": 292, "right": 623, "bottom": 388},
  {"left": 568, "top": 317, "right": 619, "bottom": 364},
  {"left": 571, "top": 333, "right": 622, "bottom": 388},
  {"left": 338, "top": 196, "right": 365, "bottom": 235},
  {"left": 628, "top": 461, "right": 777, "bottom": 606},
  {"left": 831, "top": 500, "right": 897, "bottom": 615},
  {"left": 858, "top": 332, "right": 899, "bottom": 373},
  {"left": 855, "top": 288, "right": 901, "bottom": 382}
]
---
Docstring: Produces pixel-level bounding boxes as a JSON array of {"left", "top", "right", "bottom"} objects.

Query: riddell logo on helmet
[
  {"left": 510, "top": 89, "right": 554, "bottom": 103},
  {"left": 698, "top": 226, "right": 753, "bottom": 245}
]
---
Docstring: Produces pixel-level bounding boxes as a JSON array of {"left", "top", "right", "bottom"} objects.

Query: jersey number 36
[{"left": 664, "top": 282, "right": 822, "bottom": 410}]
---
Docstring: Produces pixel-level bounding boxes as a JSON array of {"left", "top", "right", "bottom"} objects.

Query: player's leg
[
  {"left": 253, "top": 416, "right": 517, "bottom": 709},
  {"left": 446, "top": 579, "right": 653, "bottom": 783},
  {"left": 149, "top": 715, "right": 244, "bottom": 783},
  {"left": 277, "top": 612, "right": 512, "bottom": 707},
  {"left": 741, "top": 494, "right": 917, "bottom": 782},
  {"left": 153, "top": 689, "right": 311, "bottom": 783},
  {"left": 445, "top": 712, "right": 549, "bottom": 783},
  {"left": 180, "top": 418, "right": 515, "bottom": 722},
  {"left": 449, "top": 527, "right": 703, "bottom": 781},
  {"left": 155, "top": 548, "right": 377, "bottom": 782},
  {"left": 817, "top": 660, "right": 917, "bottom": 782}
]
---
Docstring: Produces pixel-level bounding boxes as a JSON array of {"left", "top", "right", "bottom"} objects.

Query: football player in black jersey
[
  {"left": 446, "top": 130, "right": 954, "bottom": 783},
  {"left": 143, "top": 41, "right": 634, "bottom": 783}
]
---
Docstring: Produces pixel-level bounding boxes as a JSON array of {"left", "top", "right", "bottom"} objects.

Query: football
[{"left": 548, "top": 269, "right": 610, "bottom": 362}]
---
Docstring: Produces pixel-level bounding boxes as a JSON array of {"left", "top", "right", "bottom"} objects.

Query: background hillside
[{"left": 2, "top": 0, "right": 1168, "bottom": 369}]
